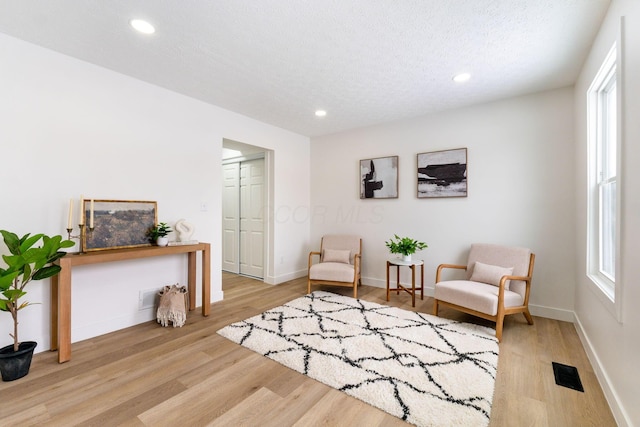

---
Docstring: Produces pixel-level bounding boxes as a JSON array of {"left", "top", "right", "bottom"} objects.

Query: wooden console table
[{"left": 50, "top": 243, "right": 211, "bottom": 363}]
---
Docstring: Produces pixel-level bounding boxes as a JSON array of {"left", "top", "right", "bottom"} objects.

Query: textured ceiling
[{"left": 0, "top": 0, "right": 610, "bottom": 137}]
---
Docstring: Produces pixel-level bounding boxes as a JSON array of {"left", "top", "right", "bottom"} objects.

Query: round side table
[{"left": 386, "top": 258, "right": 424, "bottom": 307}]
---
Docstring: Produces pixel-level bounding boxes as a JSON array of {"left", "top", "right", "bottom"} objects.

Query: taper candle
[
  {"left": 67, "top": 199, "right": 73, "bottom": 229},
  {"left": 90, "top": 199, "right": 95, "bottom": 229},
  {"left": 79, "top": 195, "right": 85, "bottom": 225}
]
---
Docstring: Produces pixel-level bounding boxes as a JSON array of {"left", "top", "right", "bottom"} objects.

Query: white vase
[
  {"left": 402, "top": 254, "right": 411, "bottom": 262},
  {"left": 156, "top": 236, "right": 169, "bottom": 247}
]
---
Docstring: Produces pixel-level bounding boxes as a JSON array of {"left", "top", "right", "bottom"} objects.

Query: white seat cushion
[
  {"left": 434, "top": 280, "right": 524, "bottom": 316},
  {"left": 309, "top": 262, "right": 356, "bottom": 283}
]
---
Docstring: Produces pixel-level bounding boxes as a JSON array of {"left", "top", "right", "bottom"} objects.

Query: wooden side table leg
[
  {"left": 420, "top": 263, "right": 424, "bottom": 300},
  {"left": 202, "top": 243, "right": 211, "bottom": 317},
  {"left": 411, "top": 265, "right": 416, "bottom": 307},
  {"left": 386, "top": 261, "right": 390, "bottom": 301},
  {"left": 396, "top": 265, "right": 400, "bottom": 295}
]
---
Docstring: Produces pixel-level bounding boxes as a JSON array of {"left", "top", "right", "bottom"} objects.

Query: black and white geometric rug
[{"left": 217, "top": 291, "right": 499, "bottom": 427}]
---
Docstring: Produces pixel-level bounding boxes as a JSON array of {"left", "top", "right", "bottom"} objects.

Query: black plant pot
[{"left": 0, "top": 341, "right": 37, "bottom": 381}]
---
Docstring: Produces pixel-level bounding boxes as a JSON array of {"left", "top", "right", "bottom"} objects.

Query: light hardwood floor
[{"left": 0, "top": 273, "right": 616, "bottom": 426}]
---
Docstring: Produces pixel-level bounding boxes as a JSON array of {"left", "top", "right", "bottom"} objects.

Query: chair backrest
[
  {"left": 320, "top": 235, "right": 362, "bottom": 265},
  {"left": 466, "top": 243, "right": 532, "bottom": 298}
]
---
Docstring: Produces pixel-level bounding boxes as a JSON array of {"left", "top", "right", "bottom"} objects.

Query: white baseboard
[
  {"left": 528, "top": 303, "right": 574, "bottom": 322},
  {"left": 573, "top": 314, "right": 631, "bottom": 427},
  {"left": 268, "top": 269, "right": 307, "bottom": 285},
  {"left": 362, "top": 276, "right": 386, "bottom": 289}
]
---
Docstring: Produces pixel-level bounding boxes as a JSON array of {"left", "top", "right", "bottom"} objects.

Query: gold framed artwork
[{"left": 82, "top": 199, "right": 157, "bottom": 251}]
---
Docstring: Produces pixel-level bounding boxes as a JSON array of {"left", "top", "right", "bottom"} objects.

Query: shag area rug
[{"left": 217, "top": 291, "right": 499, "bottom": 427}]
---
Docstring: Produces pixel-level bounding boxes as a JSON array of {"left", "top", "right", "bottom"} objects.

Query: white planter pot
[
  {"left": 156, "top": 237, "right": 169, "bottom": 247},
  {"left": 402, "top": 254, "right": 411, "bottom": 262}
]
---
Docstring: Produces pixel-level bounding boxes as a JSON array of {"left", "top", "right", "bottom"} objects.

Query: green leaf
[
  {"left": 32, "top": 265, "right": 62, "bottom": 281},
  {"left": 46, "top": 252, "right": 67, "bottom": 264},
  {"left": 0, "top": 230, "right": 21, "bottom": 254},
  {"left": 3, "top": 288, "right": 26, "bottom": 301},
  {"left": 2, "top": 254, "right": 24, "bottom": 269},
  {"left": 0, "top": 299, "right": 9, "bottom": 311},
  {"left": 19, "top": 233, "right": 44, "bottom": 253},
  {"left": 42, "top": 235, "right": 56, "bottom": 256},
  {"left": 22, "top": 263, "right": 32, "bottom": 284},
  {"left": 22, "top": 247, "right": 44, "bottom": 263},
  {"left": 60, "top": 239, "right": 75, "bottom": 249},
  {"left": 0, "top": 270, "right": 20, "bottom": 290}
]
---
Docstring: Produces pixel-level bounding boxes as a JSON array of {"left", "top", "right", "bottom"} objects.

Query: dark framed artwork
[
  {"left": 417, "top": 148, "right": 467, "bottom": 198},
  {"left": 82, "top": 199, "right": 158, "bottom": 251},
  {"left": 360, "top": 156, "right": 399, "bottom": 199}
]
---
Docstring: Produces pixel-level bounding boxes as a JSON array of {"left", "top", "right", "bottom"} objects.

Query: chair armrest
[
  {"left": 353, "top": 253, "right": 361, "bottom": 272},
  {"left": 308, "top": 251, "right": 321, "bottom": 269},
  {"left": 499, "top": 268, "right": 534, "bottom": 304},
  {"left": 501, "top": 274, "right": 531, "bottom": 282},
  {"left": 498, "top": 274, "right": 532, "bottom": 289},
  {"left": 435, "top": 263, "right": 466, "bottom": 283}
]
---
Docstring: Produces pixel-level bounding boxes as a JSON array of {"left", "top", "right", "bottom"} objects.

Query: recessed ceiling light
[
  {"left": 130, "top": 19, "right": 155, "bottom": 34},
  {"left": 315, "top": 110, "right": 327, "bottom": 117},
  {"left": 453, "top": 73, "right": 471, "bottom": 83}
]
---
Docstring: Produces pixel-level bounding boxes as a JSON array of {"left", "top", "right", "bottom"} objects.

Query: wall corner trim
[{"left": 574, "top": 314, "right": 631, "bottom": 427}]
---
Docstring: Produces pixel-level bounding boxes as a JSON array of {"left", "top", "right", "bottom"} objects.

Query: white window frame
[{"left": 586, "top": 43, "right": 622, "bottom": 321}]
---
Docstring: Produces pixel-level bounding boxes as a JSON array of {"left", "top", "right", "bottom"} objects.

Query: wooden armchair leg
[
  {"left": 523, "top": 310, "right": 534, "bottom": 325},
  {"left": 307, "top": 280, "right": 311, "bottom": 295},
  {"left": 433, "top": 300, "right": 439, "bottom": 316},
  {"left": 495, "top": 316, "right": 504, "bottom": 342}
]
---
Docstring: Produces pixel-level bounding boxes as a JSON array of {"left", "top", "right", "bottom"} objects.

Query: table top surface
[
  {"left": 58, "top": 242, "right": 209, "bottom": 266},
  {"left": 387, "top": 258, "right": 424, "bottom": 266}
]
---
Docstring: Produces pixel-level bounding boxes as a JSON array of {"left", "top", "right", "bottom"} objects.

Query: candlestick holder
[{"left": 66, "top": 224, "right": 94, "bottom": 253}]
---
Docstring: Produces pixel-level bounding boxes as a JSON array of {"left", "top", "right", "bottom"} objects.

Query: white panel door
[
  {"left": 222, "top": 162, "right": 239, "bottom": 273},
  {"left": 239, "top": 158, "right": 265, "bottom": 278}
]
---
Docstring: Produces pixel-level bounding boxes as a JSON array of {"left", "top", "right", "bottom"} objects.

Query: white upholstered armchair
[
  {"left": 308, "top": 235, "right": 362, "bottom": 298},
  {"left": 433, "top": 243, "right": 535, "bottom": 341}
]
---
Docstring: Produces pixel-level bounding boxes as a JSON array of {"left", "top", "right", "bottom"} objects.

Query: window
[{"left": 587, "top": 43, "right": 619, "bottom": 311}]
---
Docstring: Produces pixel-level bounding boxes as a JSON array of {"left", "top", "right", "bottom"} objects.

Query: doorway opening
[{"left": 222, "top": 139, "right": 270, "bottom": 280}]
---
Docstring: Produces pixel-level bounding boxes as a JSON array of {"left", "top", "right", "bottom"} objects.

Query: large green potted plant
[
  {"left": 385, "top": 234, "right": 428, "bottom": 262},
  {"left": 0, "top": 230, "right": 74, "bottom": 381}
]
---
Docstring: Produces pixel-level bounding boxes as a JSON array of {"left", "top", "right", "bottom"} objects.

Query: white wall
[
  {"left": 0, "top": 33, "right": 310, "bottom": 351},
  {"left": 574, "top": 1, "right": 640, "bottom": 425},
  {"left": 311, "top": 87, "right": 576, "bottom": 320}
]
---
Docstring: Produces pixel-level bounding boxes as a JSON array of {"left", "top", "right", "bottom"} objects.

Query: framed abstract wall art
[
  {"left": 82, "top": 199, "right": 158, "bottom": 251},
  {"left": 417, "top": 148, "right": 467, "bottom": 198},
  {"left": 360, "top": 156, "right": 398, "bottom": 199}
]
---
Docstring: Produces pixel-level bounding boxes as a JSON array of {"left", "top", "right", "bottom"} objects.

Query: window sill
[{"left": 587, "top": 273, "right": 622, "bottom": 323}]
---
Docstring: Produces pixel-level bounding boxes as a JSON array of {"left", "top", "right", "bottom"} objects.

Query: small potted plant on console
[{"left": 148, "top": 222, "right": 172, "bottom": 247}]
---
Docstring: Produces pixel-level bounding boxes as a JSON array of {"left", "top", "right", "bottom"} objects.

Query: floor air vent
[{"left": 552, "top": 362, "right": 584, "bottom": 392}]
